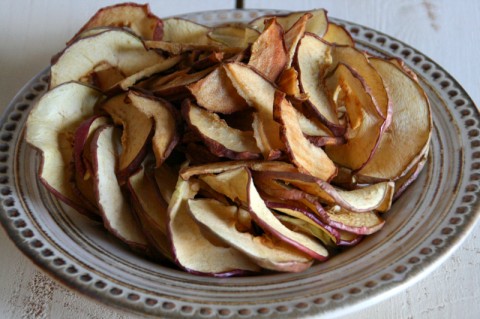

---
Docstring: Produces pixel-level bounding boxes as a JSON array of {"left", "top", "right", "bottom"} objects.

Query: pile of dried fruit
[{"left": 25, "top": 3, "right": 432, "bottom": 275}]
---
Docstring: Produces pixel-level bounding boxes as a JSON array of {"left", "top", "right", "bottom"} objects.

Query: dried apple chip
[
  {"left": 183, "top": 99, "right": 260, "bottom": 160},
  {"left": 355, "top": 58, "right": 432, "bottom": 182},
  {"left": 274, "top": 91, "right": 337, "bottom": 181}
]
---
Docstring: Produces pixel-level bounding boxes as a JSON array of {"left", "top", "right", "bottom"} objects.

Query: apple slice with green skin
[
  {"left": 127, "top": 166, "right": 172, "bottom": 260},
  {"left": 127, "top": 90, "right": 180, "bottom": 167},
  {"left": 295, "top": 34, "right": 345, "bottom": 136},
  {"left": 273, "top": 91, "right": 337, "bottom": 181},
  {"left": 223, "top": 62, "right": 284, "bottom": 158},
  {"left": 248, "top": 18, "right": 288, "bottom": 82},
  {"left": 200, "top": 167, "right": 329, "bottom": 261},
  {"left": 101, "top": 93, "right": 153, "bottom": 181},
  {"left": 249, "top": 9, "right": 328, "bottom": 37},
  {"left": 51, "top": 29, "right": 165, "bottom": 89},
  {"left": 324, "top": 63, "right": 387, "bottom": 171},
  {"left": 69, "top": 3, "right": 163, "bottom": 44},
  {"left": 25, "top": 82, "right": 103, "bottom": 220},
  {"left": 325, "top": 206, "right": 385, "bottom": 235},
  {"left": 188, "top": 199, "right": 313, "bottom": 272},
  {"left": 355, "top": 58, "right": 432, "bottom": 182},
  {"left": 90, "top": 125, "right": 148, "bottom": 250},
  {"left": 187, "top": 66, "right": 249, "bottom": 114},
  {"left": 207, "top": 26, "right": 260, "bottom": 48},
  {"left": 179, "top": 160, "right": 298, "bottom": 180},
  {"left": 167, "top": 175, "right": 259, "bottom": 276},
  {"left": 183, "top": 99, "right": 261, "bottom": 160},
  {"left": 323, "top": 23, "right": 354, "bottom": 46}
]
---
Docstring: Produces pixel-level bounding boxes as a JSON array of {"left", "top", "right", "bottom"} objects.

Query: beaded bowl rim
[{"left": 1, "top": 8, "right": 479, "bottom": 319}]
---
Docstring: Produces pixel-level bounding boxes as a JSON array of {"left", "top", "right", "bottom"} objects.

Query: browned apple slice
[
  {"left": 168, "top": 175, "right": 259, "bottom": 276},
  {"left": 323, "top": 23, "right": 354, "bottom": 46},
  {"left": 69, "top": 3, "right": 163, "bottom": 44},
  {"left": 187, "top": 66, "right": 249, "bottom": 114},
  {"left": 127, "top": 90, "right": 180, "bottom": 167},
  {"left": 324, "top": 63, "right": 386, "bottom": 170},
  {"left": 248, "top": 18, "right": 288, "bottom": 82},
  {"left": 51, "top": 29, "right": 165, "bottom": 88},
  {"left": 100, "top": 93, "right": 153, "bottom": 179},
  {"left": 257, "top": 170, "right": 394, "bottom": 213},
  {"left": 295, "top": 34, "right": 345, "bottom": 135},
  {"left": 331, "top": 45, "right": 391, "bottom": 125},
  {"left": 147, "top": 66, "right": 215, "bottom": 101},
  {"left": 162, "top": 18, "right": 211, "bottom": 45},
  {"left": 153, "top": 163, "right": 179, "bottom": 204},
  {"left": 188, "top": 199, "right": 313, "bottom": 272},
  {"left": 199, "top": 167, "right": 329, "bottom": 260},
  {"left": 25, "top": 82, "right": 103, "bottom": 219},
  {"left": 180, "top": 160, "right": 298, "bottom": 180},
  {"left": 72, "top": 115, "right": 110, "bottom": 210},
  {"left": 183, "top": 99, "right": 261, "bottom": 160},
  {"left": 325, "top": 206, "right": 385, "bottom": 235},
  {"left": 127, "top": 166, "right": 172, "bottom": 260},
  {"left": 284, "top": 13, "right": 311, "bottom": 68},
  {"left": 355, "top": 58, "right": 432, "bottom": 182},
  {"left": 223, "top": 62, "right": 284, "bottom": 158},
  {"left": 73, "top": 115, "right": 110, "bottom": 177},
  {"left": 249, "top": 9, "right": 328, "bottom": 37},
  {"left": 113, "top": 56, "right": 183, "bottom": 92},
  {"left": 90, "top": 125, "right": 148, "bottom": 249},
  {"left": 273, "top": 91, "right": 337, "bottom": 181}
]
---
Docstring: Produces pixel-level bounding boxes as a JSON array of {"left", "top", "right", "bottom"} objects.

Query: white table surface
[{"left": 1, "top": 1, "right": 479, "bottom": 318}]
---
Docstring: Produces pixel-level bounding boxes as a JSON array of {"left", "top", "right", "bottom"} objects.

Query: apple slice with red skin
[
  {"left": 25, "top": 82, "right": 103, "bottom": 220},
  {"left": 324, "top": 63, "right": 387, "bottom": 171},
  {"left": 256, "top": 170, "right": 394, "bottom": 213},
  {"left": 248, "top": 18, "right": 288, "bottom": 82},
  {"left": 325, "top": 206, "right": 385, "bottom": 235},
  {"left": 273, "top": 90, "right": 337, "bottom": 181},
  {"left": 330, "top": 45, "right": 392, "bottom": 126},
  {"left": 90, "top": 125, "right": 148, "bottom": 250},
  {"left": 69, "top": 2, "right": 163, "bottom": 44},
  {"left": 167, "top": 175, "right": 259, "bottom": 276},
  {"left": 51, "top": 29, "right": 165, "bottom": 89},
  {"left": 199, "top": 167, "right": 329, "bottom": 261},
  {"left": 393, "top": 147, "right": 429, "bottom": 200},
  {"left": 100, "top": 93, "right": 153, "bottom": 181},
  {"left": 71, "top": 115, "right": 111, "bottom": 212},
  {"left": 179, "top": 160, "right": 298, "bottom": 180},
  {"left": 187, "top": 66, "right": 249, "bottom": 114},
  {"left": 188, "top": 199, "right": 313, "bottom": 272},
  {"left": 127, "top": 90, "right": 181, "bottom": 167},
  {"left": 295, "top": 34, "right": 345, "bottom": 136},
  {"left": 223, "top": 62, "right": 284, "bottom": 158},
  {"left": 323, "top": 23, "right": 354, "bottom": 46},
  {"left": 182, "top": 99, "right": 261, "bottom": 160},
  {"left": 127, "top": 166, "right": 172, "bottom": 260},
  {"left": 355, "top": 58, "right": 432, "bottom": 182},
  {"left": 162, "top": 18, "right": 211, "bottom": 45},
  {"left": 249, "top": 9, "right": 328, "bottom": 37}
]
